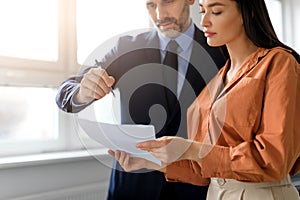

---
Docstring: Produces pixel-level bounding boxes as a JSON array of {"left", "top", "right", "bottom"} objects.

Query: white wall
[
  {"left": 289, "top": 0, "right": 300, "bottom": 52},
  {"left": 0, "top": 157, "right": 112, "bottom": 200}
]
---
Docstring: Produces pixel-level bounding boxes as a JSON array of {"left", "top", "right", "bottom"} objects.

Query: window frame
[
  {"left": 0, "top": 0, "right": 81, "bottom": 157},
  {"left": 0, "top": 0, "right": 80, "bottom": 88},
  {"left": 0, "top": 0, "right": 149, "bottom": 157}
]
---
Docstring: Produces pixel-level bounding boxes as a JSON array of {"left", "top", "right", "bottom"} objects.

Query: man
[{"left": 56, "top": 0, "right": 227, "bottom": 199}]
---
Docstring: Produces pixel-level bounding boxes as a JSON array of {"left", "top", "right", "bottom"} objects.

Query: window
[
  {"left": 76, "top": 0, "right": 149, "bottom": 64},
  {"left": 265, "top": 0, "right": 283, "bottom": 41},
  {"left": 0, "top": 0, "right": 149, "bottom": 157},
  {"left": 0, "top": 0, "right": 58, "bottom": 61},
  {"left": 0, "top": 87, "right": 57, "bottom": 141},
  {"left": 0, "top": 87, "right": 63, "bottom": 156}
]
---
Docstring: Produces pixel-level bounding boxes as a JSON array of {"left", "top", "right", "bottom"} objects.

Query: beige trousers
[{"left": 207, "top": 176, "right": 299, "bottom": 200}]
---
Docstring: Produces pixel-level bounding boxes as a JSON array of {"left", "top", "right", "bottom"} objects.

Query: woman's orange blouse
[{"left": 165, "top": 47, "right": 300, "bottom": 186}]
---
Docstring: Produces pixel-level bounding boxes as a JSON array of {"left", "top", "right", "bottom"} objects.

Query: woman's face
[{"left": 199, "top": 0, "right": 245, "bottom": 47}]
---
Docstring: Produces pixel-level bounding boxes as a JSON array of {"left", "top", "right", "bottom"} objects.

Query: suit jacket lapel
[
  {"left": 144, "top": 30, "right": 161, "bottom": 63},
  {"left": 179, "top": 26, "right": 220, "bottom": 103}
]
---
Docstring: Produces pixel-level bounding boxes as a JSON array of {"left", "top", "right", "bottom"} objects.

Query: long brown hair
[{"left": 234, "top": 0, "right": 300, "bottom": 63}]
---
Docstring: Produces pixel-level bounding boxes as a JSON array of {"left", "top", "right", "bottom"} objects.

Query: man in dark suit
[{"left": 56, "top": 0, "right": 227, "bottom": 199}]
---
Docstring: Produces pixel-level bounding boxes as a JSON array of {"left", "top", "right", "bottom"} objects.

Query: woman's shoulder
[
  {"left": 262, "top": 47, "right": 299, "bottom": 77},
  {"left": 266, "top": 47, "right": 298, "bottom": 62}
]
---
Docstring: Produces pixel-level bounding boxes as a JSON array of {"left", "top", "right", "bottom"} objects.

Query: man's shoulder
[{"left": 117, "top": 29, "right": 158, "bottom": 47}]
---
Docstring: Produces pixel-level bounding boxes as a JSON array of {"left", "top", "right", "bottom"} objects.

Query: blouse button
[{"left": 217, "top": 178, "right": 226, "bottom": 186}]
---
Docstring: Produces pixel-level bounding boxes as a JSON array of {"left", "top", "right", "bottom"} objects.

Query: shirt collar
[{"left": 158, "top": 23, "right": 194, "bottom": 53}]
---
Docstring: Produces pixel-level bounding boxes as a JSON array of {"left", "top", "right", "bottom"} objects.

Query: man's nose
[{"left": 156, "top": 4, "right": 169, "bottom": 20}]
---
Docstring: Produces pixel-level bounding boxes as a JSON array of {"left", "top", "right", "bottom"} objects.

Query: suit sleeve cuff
[{"left": 70, "top": 85, "right": 91, "bottom": 108}]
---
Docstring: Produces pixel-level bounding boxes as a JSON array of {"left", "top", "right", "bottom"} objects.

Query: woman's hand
[
  {"left": 136, "top": 136, "right": 201, "bottom": 163},
  {"left": 108, "top": 150, "right": 166, "bottom": 172}
]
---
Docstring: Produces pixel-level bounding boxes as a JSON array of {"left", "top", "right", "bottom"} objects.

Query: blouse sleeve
[
  {"left": 165, "top": 50, "right": 300, "bottom": 183},
  {"left": 199, "top": 51, "right": 300, "bottom": 182}
]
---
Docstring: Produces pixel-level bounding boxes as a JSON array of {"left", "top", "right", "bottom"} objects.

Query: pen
[{"left": 94, "top": 59, "right": 115, "bottom": 97}]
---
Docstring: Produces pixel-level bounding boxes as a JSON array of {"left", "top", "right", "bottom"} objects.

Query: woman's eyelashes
[
  {"left": 199, "top": 9, "right": 222, "bottom": 15},
  {"left": 212, "top": 11, "right": 222, "bottom": 15}
]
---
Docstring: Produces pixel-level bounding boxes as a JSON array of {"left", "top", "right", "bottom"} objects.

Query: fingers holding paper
[
  {"left": 136, "top": 136, "right": 200, "bottom": 164},
  {"left": 108, "top": 136, "right": 203, "bottom": 172},
  {"left": 108, "top": 149, "right": 165, "bottom": 172}
]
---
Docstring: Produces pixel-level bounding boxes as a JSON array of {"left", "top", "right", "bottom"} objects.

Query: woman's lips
[{"left": 204, "top": 31, "right": 216, "bottom": 37}]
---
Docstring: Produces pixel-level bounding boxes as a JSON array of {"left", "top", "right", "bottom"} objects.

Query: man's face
[{"left": 146, "top": 0, "right": 194, "bottom": 38}]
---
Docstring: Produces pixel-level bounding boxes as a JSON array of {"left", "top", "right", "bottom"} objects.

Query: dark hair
[{"left": 234, "top": 0, "right": 300, "bottom": 63}]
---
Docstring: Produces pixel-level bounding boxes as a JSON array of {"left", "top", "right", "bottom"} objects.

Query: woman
[{"left": 109, "top": 0, "right": 300, "bottom": 199}]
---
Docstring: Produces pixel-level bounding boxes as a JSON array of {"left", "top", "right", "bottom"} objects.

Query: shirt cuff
[
  {"left": 70, "top": 85, "right": 91, "bottom": 108},
  {"left": 199, "top": 145, "right": 232, "bottom": 179}
]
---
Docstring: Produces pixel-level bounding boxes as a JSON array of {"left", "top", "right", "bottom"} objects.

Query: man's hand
[
  {"left": 108, "top": 150, "right": 166, "bottom": 172},
  {"left": 74, "top": 67, "right": 115, "bottom": 104}
]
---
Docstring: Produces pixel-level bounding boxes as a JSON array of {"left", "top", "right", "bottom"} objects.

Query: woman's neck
[
  {"left": 227, "top": 39, "right": 258, "bottom": 70},
  {"left": 224, "top": 38, "right": 258, "bottom": 85}
]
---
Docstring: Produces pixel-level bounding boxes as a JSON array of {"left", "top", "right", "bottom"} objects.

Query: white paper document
[{"left": 78, "top": 118, "right": 161, "bottom": 165}]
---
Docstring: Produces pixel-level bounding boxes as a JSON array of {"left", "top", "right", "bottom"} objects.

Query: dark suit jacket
[{"left": 56, "top": 25, "right": 227, "bottom": 200}]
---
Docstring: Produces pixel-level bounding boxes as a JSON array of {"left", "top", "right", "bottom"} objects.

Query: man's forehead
[{"left": 146, "top": 0, "right": 181, "bottom": 3}]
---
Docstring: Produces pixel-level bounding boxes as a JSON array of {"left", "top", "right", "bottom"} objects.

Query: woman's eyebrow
[{"left": 199, "top": 2, "right": 226, "bottom": 8}]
